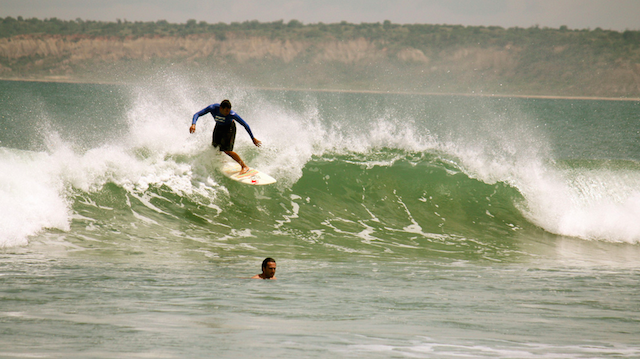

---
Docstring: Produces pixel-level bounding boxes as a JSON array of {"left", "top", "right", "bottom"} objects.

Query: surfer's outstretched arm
[
  {"left": 190, "top": 105, "right": 216, "bottom": 133},
  {"left": 233, "top": 115, "right": 261, "bottom": 147}
]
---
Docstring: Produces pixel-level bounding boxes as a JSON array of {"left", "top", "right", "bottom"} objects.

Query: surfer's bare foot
[{"left": 240, "top": 166, "right": 250, "bottom": 174}]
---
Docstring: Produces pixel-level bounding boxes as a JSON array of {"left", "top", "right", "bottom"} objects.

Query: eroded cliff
[{"left": 1, "top": 34, "right": 639, "bottom": 97}]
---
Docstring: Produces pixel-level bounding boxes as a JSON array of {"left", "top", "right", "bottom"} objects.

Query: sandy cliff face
[
  {"left": 0, "top": 34, "right": 424, "bottom": 66},
  {"left": 1, "top": 34, "right": 638, "bottom": 96},
  {"left": 0, "top": 35, "right": 388, "bottom": 64},
  {"left": 1, "top": 35, "right": 220, "bottom": 62},
  {"left": 0, "top": 34, "right": 516, "bottom": 70}
]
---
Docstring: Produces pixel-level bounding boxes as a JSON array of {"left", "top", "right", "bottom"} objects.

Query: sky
[{"left": 2, "top": 0, "right": 639, "bottom": 31}]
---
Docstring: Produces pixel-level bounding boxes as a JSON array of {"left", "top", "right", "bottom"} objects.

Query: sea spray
[
  {"left": 438, "top": 98, "right": 640, "bottom": 244},
  {"left": 0, "top": 147, "right": 70, "bottom": 247},
  {"left": 520, "top": 161, "right": 640, "bottom": 243},
  {"left": 2, "top": 77, "right": 640, "bottom": 248}
]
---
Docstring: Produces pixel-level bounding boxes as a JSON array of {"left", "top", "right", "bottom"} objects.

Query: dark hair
[
  {"left": 220, "top": 99, "right": 232, "bottom": 109},
  {"left": 262, "top": 257, "right": 276, "bottom": 269}
]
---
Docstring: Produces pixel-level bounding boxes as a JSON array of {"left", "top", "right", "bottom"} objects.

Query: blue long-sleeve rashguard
[{"left": 191, "top": 103, "right": 255, "bottom": 140}]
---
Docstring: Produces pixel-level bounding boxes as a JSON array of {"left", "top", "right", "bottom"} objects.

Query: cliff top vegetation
[
  {"left": 2, "top": 17, "right": 639, "bottom": 97},
  {"left": 2, "top": 16, "right": 640, "bottom": 56}
]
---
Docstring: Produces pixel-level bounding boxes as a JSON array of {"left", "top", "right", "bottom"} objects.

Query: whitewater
[{"left": 1, "top": 75, "right": 640, "bottom": 358}]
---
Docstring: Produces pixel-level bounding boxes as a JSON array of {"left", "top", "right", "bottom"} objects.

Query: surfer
[
  {"left": 251, "top": 257, "right": 277, "bottom": 280},
  {"left": 190, "top": 99, "right": 261, "bottom": 174}
]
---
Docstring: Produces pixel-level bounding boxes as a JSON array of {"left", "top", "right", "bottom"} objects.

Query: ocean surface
[{"left": 1, "top": 76, "right": 640, "bottom": 358}]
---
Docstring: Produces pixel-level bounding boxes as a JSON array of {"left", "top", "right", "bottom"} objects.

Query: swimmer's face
[
  {"left": 220, "top": 107, "right": 231, "bottom": 116},
  {"left": 263, "top": 262, "right": 276, "bottom": 278}
]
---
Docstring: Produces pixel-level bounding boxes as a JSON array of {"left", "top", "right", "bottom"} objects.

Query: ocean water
[{"left": 1, "top": 76, "right": 640, "bottom": 358}]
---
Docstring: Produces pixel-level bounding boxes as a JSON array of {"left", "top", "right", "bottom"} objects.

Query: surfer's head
[
  {"left": 219, "top": 100, "right": 232, "bottom": 116},
  {"left": 261, "top": 257, "right": 277, "bottom": 279}
]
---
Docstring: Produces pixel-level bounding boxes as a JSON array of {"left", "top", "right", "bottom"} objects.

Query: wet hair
[
  {"left": 262, "top": 257, "right": 276, "bottom": 270},
  {"left": 220, "top": 99, "right": 232, "bottom": 109}
]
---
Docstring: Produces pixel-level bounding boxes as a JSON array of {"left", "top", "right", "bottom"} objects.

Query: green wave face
[
  {"left": 65, "top": 149, "right": 533, "bottom": 262},
  {"left": 2, "top": 78, "right": 640, "bottom": 254}
]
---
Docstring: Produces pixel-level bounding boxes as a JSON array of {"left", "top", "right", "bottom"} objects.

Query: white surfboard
[{"left": 220, "top": 159, "right": 276, "bottom": 186}]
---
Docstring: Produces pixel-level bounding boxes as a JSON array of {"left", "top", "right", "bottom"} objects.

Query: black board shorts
[{"left": 212, "top": 122, "right": 236, "bottom": 151}]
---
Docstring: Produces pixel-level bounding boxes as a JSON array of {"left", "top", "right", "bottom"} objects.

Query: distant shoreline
[
  {"left": 3, "top": 76, "right": 640, "bottom": 102},
  {"left": 257, "top": 86, "right": 640, "bottom": 102}
]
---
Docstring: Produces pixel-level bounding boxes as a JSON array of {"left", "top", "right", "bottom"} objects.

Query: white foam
[
  {"left": 520, "top": 166, "right": 640, "bottom": 243},
  {"left": 0, "top": 76, "right": 229, "bottom": 247},
  {"left": 1, "top": 71, "right": 340, "bottom": 247},
  {"left": 441, "top": 107, "right": 640, "bottom": 244},
  {"left": 460, "top": 142, "right": 640, "bottom": 244},
  {"left": 0, "top": 148, "right": 70, "bottom": 247},
  {"left": 4, "top": 72, "right": 638, "bottom": 247}
]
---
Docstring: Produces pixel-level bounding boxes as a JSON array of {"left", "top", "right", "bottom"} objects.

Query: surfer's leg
[
  {"left": 216, "top": 123, "right": 248, "bottom": 173},
  {"left": 219, "top": 123, "right": 249, "bottom": 173},
  {"left": 224, "top": 151, "right": 249, "bottom": 174}
]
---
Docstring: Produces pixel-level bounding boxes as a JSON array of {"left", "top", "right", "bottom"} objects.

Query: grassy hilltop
[{"left": 1, "top": 17, "right": 640, "bottom": 98}]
